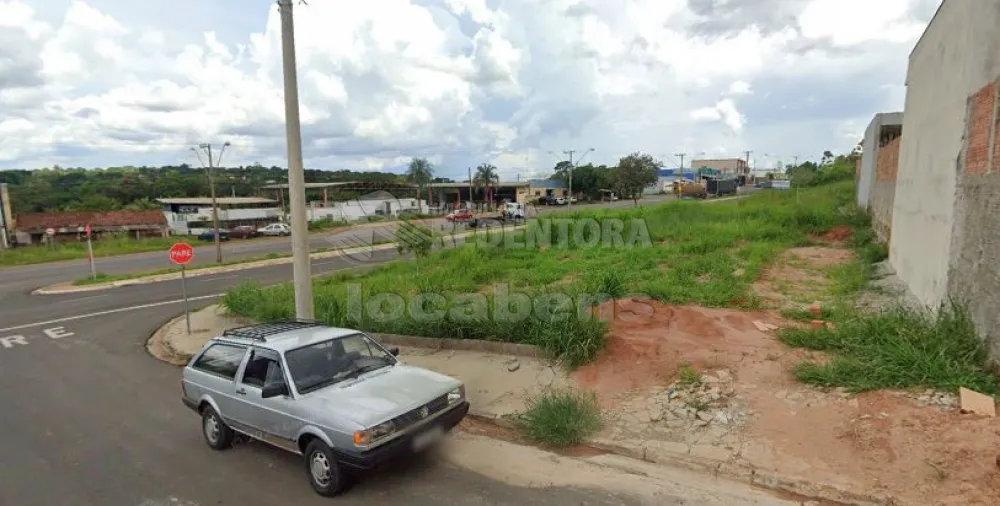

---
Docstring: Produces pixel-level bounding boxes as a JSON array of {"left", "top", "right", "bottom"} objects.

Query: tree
[
  {"left": 124, "top": 197, "right": 161, "bottom": 211},
  {"left": 474, "top": 163, "right": 499, "bottom": 208},
  {"left": 406, "top": 157, "right": 434, "bottom": 212},
  {"left": 551, "top": 160, "right": 573, "bottom": 181},
  {"left": 614, "top": 152, "right": 659, "bottom": 206},
  {"left": 821, "top": 150, "right": 834, "bottom": 165},
  {"left": 395, "top": 219, "right": 434, "bottom": 259}
]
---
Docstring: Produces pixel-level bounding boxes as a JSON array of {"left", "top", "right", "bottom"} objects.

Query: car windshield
[{"left": 284, "top": 333, "right": 397, "bottom": 394}]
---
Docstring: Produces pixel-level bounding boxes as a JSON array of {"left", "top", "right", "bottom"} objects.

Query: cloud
[{"left": 0, "top": 0, "right": 940, "bottom": 176}]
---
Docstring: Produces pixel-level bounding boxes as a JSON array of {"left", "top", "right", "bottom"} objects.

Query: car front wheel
[
  {"left": 304, "top": 440, "right": 347, "bottom": 497},
  {"left": 201, "top": 406, "right": 235, "bottom": 450}
]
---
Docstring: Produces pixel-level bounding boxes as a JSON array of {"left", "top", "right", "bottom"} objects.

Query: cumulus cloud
[{"left": 0, "top": 0, "right": 939, "bottom": 175}]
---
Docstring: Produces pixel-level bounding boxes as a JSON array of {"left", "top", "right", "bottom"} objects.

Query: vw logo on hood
[{"left": 419, "top": 406, "right": 429, "bottom": 418}]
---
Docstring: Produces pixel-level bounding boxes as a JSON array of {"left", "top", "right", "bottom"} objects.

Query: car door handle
[{"left": 235, "top": 388, "right": 247, "bottom": 395}]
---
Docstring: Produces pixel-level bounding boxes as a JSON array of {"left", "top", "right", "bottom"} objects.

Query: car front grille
[{"left": 392, "top": 394, "right": 449, "bottom": 430}]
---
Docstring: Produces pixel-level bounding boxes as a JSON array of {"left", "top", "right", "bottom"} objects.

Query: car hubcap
[
  {"left": 204, "top": 415, "right": 219, "bottom": 444},
  {"left": 310, "top": 452, "right": 331, "bottom": 486}
]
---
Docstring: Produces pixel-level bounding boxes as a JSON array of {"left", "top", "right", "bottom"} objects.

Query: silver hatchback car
[{"left": 180, "top": 320, "right": 469, "bottom": 496}]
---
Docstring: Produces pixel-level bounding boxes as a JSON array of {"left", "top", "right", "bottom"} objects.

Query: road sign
[
  {"left": 169, "top": 242, "right": 195, "bottom": 265},
  {"left": 85, "top": 224, "right": 91, "bottom": 237},
  {"left": 45, "top": 228, "right": 55, "bottom": 236}
]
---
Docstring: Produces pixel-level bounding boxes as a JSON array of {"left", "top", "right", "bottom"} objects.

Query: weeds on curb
[
  {"left": 778, "top": 301, "right": 998, "bottom": 395},
  {"left": 517, "top": 389, "right": 604, "bottom": 447}
]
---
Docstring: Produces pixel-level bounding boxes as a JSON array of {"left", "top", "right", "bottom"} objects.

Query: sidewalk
[{"left": 148, "top": 304, "right": 568, "bottom": 421}]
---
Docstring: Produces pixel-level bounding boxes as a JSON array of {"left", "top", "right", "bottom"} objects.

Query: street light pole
[
  {"left": 561, "top": 148, "right": 594, "bottom": 207},
  {"left": 277, "top": 0, "right": 314, "bottom": 319}
]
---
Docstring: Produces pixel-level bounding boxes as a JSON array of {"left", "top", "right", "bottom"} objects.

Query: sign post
[
  {"left": 169, "top": 242, "right": 195, "bottom": 334},
  {"left": 85, "top": 224, "right": 97, "bottom": 281},
  {"left": 45, "top": 228, "right": 55, "bottom": 251}
]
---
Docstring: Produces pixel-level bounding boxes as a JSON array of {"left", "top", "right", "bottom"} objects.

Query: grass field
[{"left": 225, "top": 180, "right": 874, "bottom": 366}]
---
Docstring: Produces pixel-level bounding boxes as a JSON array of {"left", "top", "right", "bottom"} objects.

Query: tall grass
[
  {"left": 779, "top": 302, "right": 998, "bottom": 394},
  {"left": 517, "top": 389, "right": 603, "bottom": 446},
  {"left": 224, "top": 181, "right": 868, "bottom": 366}
]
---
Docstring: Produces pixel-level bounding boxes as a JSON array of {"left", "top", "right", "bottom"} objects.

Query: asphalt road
[{"left": 0, "top": 191, "right": 788, "bottom": 506}]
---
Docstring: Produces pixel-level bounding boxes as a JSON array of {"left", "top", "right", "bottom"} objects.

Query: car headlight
[
  {"left": 447, "top": 385, "right": 465, "bottom": 404},
  {"left": 353, "top": 420, "right": 396, "bottom": 446}
]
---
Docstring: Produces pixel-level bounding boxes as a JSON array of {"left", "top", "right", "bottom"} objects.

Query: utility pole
[
  {"left": 743, "top": 150, "right": 752, "bottom": 175},
  {"left": 194, "top": 142, "right": 230, "bottom": 264},
  {"left": 468, "top": 166, "right": 473, "bottom": 208},
  {"left": 278, "top": 0, "right": 314, "bottom": 319},
  {"left": 561, "top": 148, "right": 594, "bottom": 207},
  {"left": 793, "top": 155, "right": 799, "bottom": 168},
  {"left": 0, "top": 183, "right": 9, "bottom": 249},
  {"left": 674, "top": 153, "right": 686, "bottom": 170}
]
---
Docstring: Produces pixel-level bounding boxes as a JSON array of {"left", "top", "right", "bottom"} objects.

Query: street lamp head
[{"left": 223, "top": 141, "right": 231, "bottom": 147}]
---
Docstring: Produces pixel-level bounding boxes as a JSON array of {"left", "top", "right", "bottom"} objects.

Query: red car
[{"left": 446, "top": 209, "right": 472, "bottom": 221}]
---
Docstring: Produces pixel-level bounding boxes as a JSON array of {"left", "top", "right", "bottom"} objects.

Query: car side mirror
[
  {"left": 262, "top": 382, "right": 289, "bottom": 399},
  {"left": 388, "top": 346, "right": 400, "bottom": 357}
]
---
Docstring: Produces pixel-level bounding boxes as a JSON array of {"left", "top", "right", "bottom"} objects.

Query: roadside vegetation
[
  {"left": 224, "top": 169, "right": 872, "bottom": 366},
  {"left": 0, "top": 235, "right": 179, "bottom": 267},
  {"left": 772, "top": 162, "right": 999, "bottom": 395},
  {"left": 516, "top": 389, "right": 604, "bottom": 447}
]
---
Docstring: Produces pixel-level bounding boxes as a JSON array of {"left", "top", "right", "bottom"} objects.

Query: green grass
[
  {"left": 224, "top": 180, "right": 869, "bottom": 366},
  {"left": 778, "top": 302, "right": 998, "bottom": 394},
  {"left": 516, "top": 389, "right": 604, "bottom": 447},
  {"left": 0, "top": 235, "right": 180, "bottom": 267}
]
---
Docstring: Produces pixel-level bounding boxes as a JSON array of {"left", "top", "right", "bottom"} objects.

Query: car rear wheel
[
  {"left": 201, "top": 406, "right": 235, "bottom": 450},
  {"left": 304, "top": 440, "right": 347, "bottom": 497}
]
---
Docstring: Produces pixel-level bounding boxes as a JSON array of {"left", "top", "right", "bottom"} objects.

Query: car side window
[
  {"left": 241, "top": 349, "right": 283, "bottom": 388},
  {"left": 192, "top": 343, "right": 246, "bottom": 379}
]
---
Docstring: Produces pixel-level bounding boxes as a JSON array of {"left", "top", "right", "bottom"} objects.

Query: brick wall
[
  {"left": 949, "top": 78, "right": 1000, "bottom": 358},
  {"left": 871, "top": 136, "right": 901, "bottom": 242},
  {"left": 965, "top": 81, "right": 996, "bottom": 175}
]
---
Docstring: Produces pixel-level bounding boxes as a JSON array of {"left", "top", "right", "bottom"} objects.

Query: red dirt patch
[
  {"left": 752, "top": 246, "right": 854, "bottom": 307},
  {"left": 574, "top": 298, "right": 1000, "bottom": 506},
  {"left": 573, "top": 301, "right": 788, "bottom": 408},
  {"left": 820, "top": 225, "right": 853, "bottom": 243}
]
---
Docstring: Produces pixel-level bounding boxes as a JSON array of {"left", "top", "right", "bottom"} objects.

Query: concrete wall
[
  {"left": 894, "top": 0, "right": 1000, "bottom": 355},
  {"left": 858, "top": 112, "right": 903, "bottom": 209},
  {"left": 872, "top": 136, "right": 901, "bottom": 242},
  {"left": 890, "top": 0, "right": 1000, "bottom": 310}
]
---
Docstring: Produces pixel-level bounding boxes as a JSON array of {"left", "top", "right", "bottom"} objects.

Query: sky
[{"left": 0, "top": 0, "right": 941, "bottom": 180}]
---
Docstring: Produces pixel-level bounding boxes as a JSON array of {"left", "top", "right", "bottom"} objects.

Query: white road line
[
  {"left": 0, "top": 294, "right": 223, "bottom": 333},
  {"left": 58, "top": 294, "right": 109, "bottom": 304},
  {"left": 199, "top": 274, "right": 239, "bottom": 282}
]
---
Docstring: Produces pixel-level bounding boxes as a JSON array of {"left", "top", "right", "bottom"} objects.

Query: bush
[{"left": 517, "top": 389, "right": 603, "bottom": 446}]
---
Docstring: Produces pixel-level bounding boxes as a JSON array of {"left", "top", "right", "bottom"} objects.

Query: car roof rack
[{"left": 222, "top": 319, "right": 326, "bottom": 341}]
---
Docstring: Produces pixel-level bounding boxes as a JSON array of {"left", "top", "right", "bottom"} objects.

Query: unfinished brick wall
[
  {"left": 871, "top": 136, "right": 901, "bottom": 242},
  {"left": 949, "top": 78, "right": 1000, "bottom": 358},
  {"left": 965, "top": 81, "right": 996, "bottom": 175}
]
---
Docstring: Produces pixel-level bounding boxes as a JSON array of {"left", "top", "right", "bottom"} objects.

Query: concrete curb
[
  {"left": 146, "top": 312, "right": 194, "bottom": 367},
  {"left": 584, "top": 439, "right": 906, "bottom": 506},
  {"left": 34, "top": 226, "right": 525, "bottom": 295}
]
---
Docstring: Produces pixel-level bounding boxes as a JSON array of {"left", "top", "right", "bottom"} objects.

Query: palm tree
[
  {"left": 474, "top": 163, "right": 499, "bottom": 210},
  {"left": 407, "top": 158, "right": 434, "bottom": 212}
]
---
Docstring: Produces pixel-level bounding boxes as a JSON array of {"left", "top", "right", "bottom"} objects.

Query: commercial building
[
  {"left": 426, "top": 179, "right": 567, "bottom": 207},
  {"left": 158, "top": 197, "right": 281, "bottom": 236},
  {"left": 13, "top": 210, "right": 168, "bottom": 245},
  {"left": 857, "top": 112, "right": 903, "bottom": 241},
  {"left": 888, "top": 0, "right": 1000, "bottom": 356},
  {"left": 690, "top": 158, "right": 749, "bottom": 175}
]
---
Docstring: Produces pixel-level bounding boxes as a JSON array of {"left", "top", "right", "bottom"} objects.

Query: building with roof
[
  {"left": 158, "top": 197, "right": 281, "bottom": 236},
  {"left": 13, "top": 210, "right": 168, "bottom": 245},
  {"left": 690, "top": 158, "right": 749, "bottom": 175}
]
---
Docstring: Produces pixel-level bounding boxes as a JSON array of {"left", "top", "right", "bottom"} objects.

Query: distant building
[
  {"left": 690, "top": 158, "right": 749, "bottom": 175},
  {"left": 158, "top": 197, "right": 281, "bottom": 236},
  {"left": 13, "top": 210, "right": 168, "bottom": 245}
]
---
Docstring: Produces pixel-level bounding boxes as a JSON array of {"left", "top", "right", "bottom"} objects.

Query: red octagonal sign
[{"left": 169, "top": 242, "right": 195, "bottom": 265}]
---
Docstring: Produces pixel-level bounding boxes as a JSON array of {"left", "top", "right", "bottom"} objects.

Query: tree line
[{"left": 0, "top": 163, "right": 452, "bottom": 214}]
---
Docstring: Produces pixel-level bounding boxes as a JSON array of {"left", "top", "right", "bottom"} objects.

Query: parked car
[
  {"left": 180, "top": 320, "right": 469, "bottom": 496},
  {"left": 258, "top": 223, "right": 292, "bottom": 236},
  {"left": 197, "top": 229, "right": 230, "bottom": 241},
  {"left": 229, "top": 225, "right": 259, "bottom": 239},
  {"left": 445, "top": 209, "right": 472, "bottom": 222}
]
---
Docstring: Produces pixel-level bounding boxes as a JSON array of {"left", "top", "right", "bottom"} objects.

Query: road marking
[
  {"left": 0, "top": 294, "right": 222, "bottom": 333},
  {"left": 0, "top": 335, "right": 28, "bottom": 348},
  {"left": 58, "top": 294, "right": 109, "bottom": 304},
  {"left": 0, "top": 326, "right": 74, "bottom": 350},
  {"left": 199, "top": 274, "right": 238, "bottom": 282}
]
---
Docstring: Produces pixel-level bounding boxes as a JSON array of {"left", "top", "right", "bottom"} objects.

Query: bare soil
[
  {"left": 752, "top": 246, "right": 854, "bottom": 307},
  {"left": 571, "top": 241, "right": 999, "bottom": 505}
]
